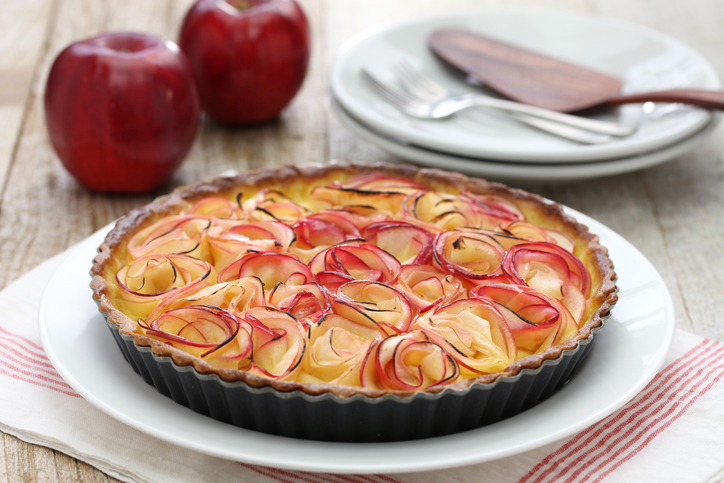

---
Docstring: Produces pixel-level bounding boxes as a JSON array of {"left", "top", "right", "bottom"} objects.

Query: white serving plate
[
  {"left": 40, "top": 207, "right": 674, "bottom": 474},
  {"left": 333, "top": 96, "right": 720, "bottom": 182},
  {"left": 331, "top": 10, "right": 720, "bottom": 163}
]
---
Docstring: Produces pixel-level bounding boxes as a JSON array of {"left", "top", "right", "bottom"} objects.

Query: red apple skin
[
  {"left": 44, "top": 32, "right": 200, "bottom": 193},
  {"left": 179, "top": 0, "right": 310, "bottom": 124}
]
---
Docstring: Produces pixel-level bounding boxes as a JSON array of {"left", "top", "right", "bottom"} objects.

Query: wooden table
[{"left": 2, "top": 0, "right": 723, "bottom": 480}]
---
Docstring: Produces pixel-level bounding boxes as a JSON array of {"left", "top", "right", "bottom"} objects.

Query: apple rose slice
[
  {"left": 413, "top": 299, "right": 516, "bottom": 376},
  {"left": 146, "top": 277, "right": 266, "bottom": 322},
  {"left": 292, "top": 212, "right": 361, "bottom": 248},
  {"left": 185, "top": 195, "right": 245, "bottom": 219},
  {"left": 310, "top": 185, "right": 407, "bottom": 215},
  {"left": 226, "top": 221, "right": 297, "bottom": 248},
  {"left": 466, "top": 229, "right": 528, "bottom": 251},
  {"left": 127, "top": 215, "right": 212, "bottom": 260},
  {"left": 327, "top": 207, "right": 392, "bottom": 230},
  {"left": 361, "top": 221, "right": 433, "bottom": 265},
  {"left": 499, "top": 221, "right": 575, "bottom": 252},
  {"left": 404, "top": 190, "right": 513, "bottom": 231},
  {"left": 308, "top": 242, "right": 401, "bottom": 284},
  {"left": 299, "top": 313, "right": 387, "bottom": 385},
  {"left": 116, "top": 253, "right": 214, "bottom": 319},
  {"left": 395, "top": 264, "right": 466, "bottom": 312},
  {"left": 141, "top": 305, "right": 252, "bottom": 369},
  {"left": 433, "top": 229, "right": 506, "bottom": 283},
  {"left": 332, "top": 280, "right": 416, "bottom": 335},
  {"left": 206, "top": 220, "right": 296, "bottom": 270},
  {"left": 243, "top": 189, "right": 311, "bottom": 223},
  {"left": 289, "top": 212, "right": 363, "bottom": 262},
  {"left": 458, "top": 191, "right": 524, "bottom": 221},
  {"left": 202, "top": 317, "right": 254, "bottom": 370},
  {"left": 337, "top": 173, "right": 426, "bottom": 193},
  {"left": 403, "top": 190, "right": 472, "bottom": 231},
  {"left": 431, "top": 226, "right": 526, "bottom": 252},
  {"left": 218, "top": 252, "right": 315, "bottom": 289},
  {"left": 311, "top": 210, "right": 366, "bottom": 235},
  {"left": 360, "top": 332, "right": 459, "bottom": 391},
  {"left": 241, "top": 307, "right": 306, "bottom": 380},
  {"left": 267, "top": 281, "right": 329, "bottom": 326},
  {"left": 312, "top": 268, "right": 355, "bottom": 291},
  {"left": 471, "top": 284, "right": 578, "bottom": 359},
  {"left": 502, "top": 242, "right": 591, "bottom": 322}
]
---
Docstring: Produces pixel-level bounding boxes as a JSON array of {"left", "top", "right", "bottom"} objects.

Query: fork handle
[
  {"left": 456, "top": 94, "right": 636, "bottom": 136},
  {"left": 508, "top": 113, "right": 613, "bottom": 144}
]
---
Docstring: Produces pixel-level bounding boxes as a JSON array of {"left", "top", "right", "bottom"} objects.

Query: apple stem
[{"left": 230, "top": 0, "right": 251, "bottom": 10}]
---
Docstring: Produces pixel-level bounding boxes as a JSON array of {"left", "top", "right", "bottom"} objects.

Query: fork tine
[
  {"left": 394, "top": 61, "right": 448, "bottom": 101},
  {"left": 360, "top": 69, "right": 429, "bottom": 116}
]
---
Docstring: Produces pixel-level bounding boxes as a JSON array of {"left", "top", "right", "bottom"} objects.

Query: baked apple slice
[
  {"left": 242, "top": 307, "right": 306, "bottom": 380},
  {"left": 361, "top": 221, "right": 433, "bottom": 265},
  {"left": 433, "top": 229, "right": 506, "bottom": 283},
  {"left": 146, "top": 277, "right": 265, "bottom": 322},
  {"left": 218, "top": 252, "right": 315, "bottom": 289},
  {"left": 395, "top": 264, "right": 466, "bottom": 311},
  {"left": 502, "top": 242, "right": 591, "bottom": 321},
  {"left": 186, "top": 196, "right": 245, "bottom": 219},
  {"left": 243, "top": 189, "right": 311, "bottom": 223},
  {"left": 471, "top": 284, "right": 578, "bottom": 358},
  {"left": 290, "top": 211, "right": 363, "bottom": 262},
  {"left": 127, "top": 215, "right": 212, "bottom": 260},
  {"left": 310, "top": 185, "right": 407, "bottom": 215},
  {"left": 337, "top": 172, "right": 426, "bottom": 193},
  {"left": 405, "top": 190, "right": 519, "bottom": 231},
  {"left": 314, "top": 270, "right": 357, "bottom": 292},
  {"left": 499, "top": 221, "right": 575, "bottom": 252},
  {"left": 300, "top": 312, "right": 386, "bottom": 385},
  {"left": 267, "top": 280, "right": 329, "bottom": 326},
  {"left": 360, "top": 331, "right": 459, "bottom": 391},
  {"left": 206, "top": 220, "right": 297, "bottom": 269},
  {"left": 140, "top": 305, "right": 247, "bottom": 364},
  {"left": 332, "top": 280, "right": 416, "bottom": 335},
  {"left": 308, "top": 242, "right": 401, "bottom": 284},
  {"left": 115, "top": 253, "right": 214, "bottom": 319},
  {"left": 413, "top": 298, "right": 517, "bottom": 375},
  {"left": 458, "top": 191, "right": 524, "bottom": 221}
]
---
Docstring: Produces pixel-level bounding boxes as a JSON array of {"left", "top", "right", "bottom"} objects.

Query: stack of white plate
[{"left": 330, "top": 11, "right": 721, "bottom": 182}]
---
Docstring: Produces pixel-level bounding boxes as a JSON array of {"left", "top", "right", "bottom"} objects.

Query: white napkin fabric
[{"left": 1, "top": 248, "right": 724, "bottom": 483}]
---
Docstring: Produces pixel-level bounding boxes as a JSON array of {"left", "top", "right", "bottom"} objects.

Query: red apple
[
  {"left": 44, "top": 32, "right": 200, "bottom": 193},
  {"left": 179, "top": 0, "right": 310, "bottom": 124}
]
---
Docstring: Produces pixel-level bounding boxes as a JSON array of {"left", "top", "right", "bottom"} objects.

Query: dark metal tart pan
[{"left": 100, "top": 310, "right": 606, "bottom": 442}]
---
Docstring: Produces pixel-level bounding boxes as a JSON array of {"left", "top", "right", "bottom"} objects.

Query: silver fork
[
  {"left": 362, "top": 68, "right": 612, "bottom": 145},
  {"left": 362, "top": 65, "right": 636, "bottom": 144}
]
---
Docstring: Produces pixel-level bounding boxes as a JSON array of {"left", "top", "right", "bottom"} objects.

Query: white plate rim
[
  {"left": 331, "top": 9, "right": 719, "bottom": 162},
  {"left": 333, "top": 95, "right": 721, "bottom": 182},
  {"left": 40, "top": 210, "right": 675, "bottom": 474}
]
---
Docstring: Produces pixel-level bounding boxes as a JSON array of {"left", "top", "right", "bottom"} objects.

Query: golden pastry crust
[{"left": 91, "top": 162, "right": 617, "bottom": 399}]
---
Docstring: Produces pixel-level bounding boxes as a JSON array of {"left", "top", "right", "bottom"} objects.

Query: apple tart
[{"left": 91, "top": 162, "right": 617, "bottom": 441}]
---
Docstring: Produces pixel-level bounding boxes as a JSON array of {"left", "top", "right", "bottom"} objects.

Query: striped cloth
[{"left": 1, "top": 251, "right": 723, "bottom": 483}]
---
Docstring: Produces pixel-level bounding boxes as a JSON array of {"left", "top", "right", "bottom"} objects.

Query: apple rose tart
[{"left": 91, "top": 162, "right": 617, "bottom": 441}]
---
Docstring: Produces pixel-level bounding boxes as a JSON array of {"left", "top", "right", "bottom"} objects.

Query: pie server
[{"left": 428, "top": 28, "right": 724, "bottom": 113}]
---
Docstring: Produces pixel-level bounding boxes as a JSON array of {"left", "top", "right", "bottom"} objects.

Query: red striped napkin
[{"left": 2, "top": 250, "right": 723, "bottom": 483}]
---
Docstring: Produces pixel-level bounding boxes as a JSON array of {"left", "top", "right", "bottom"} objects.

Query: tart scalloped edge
[{"left": 90, "top": 161, "right": 618, "bottom": 399}]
